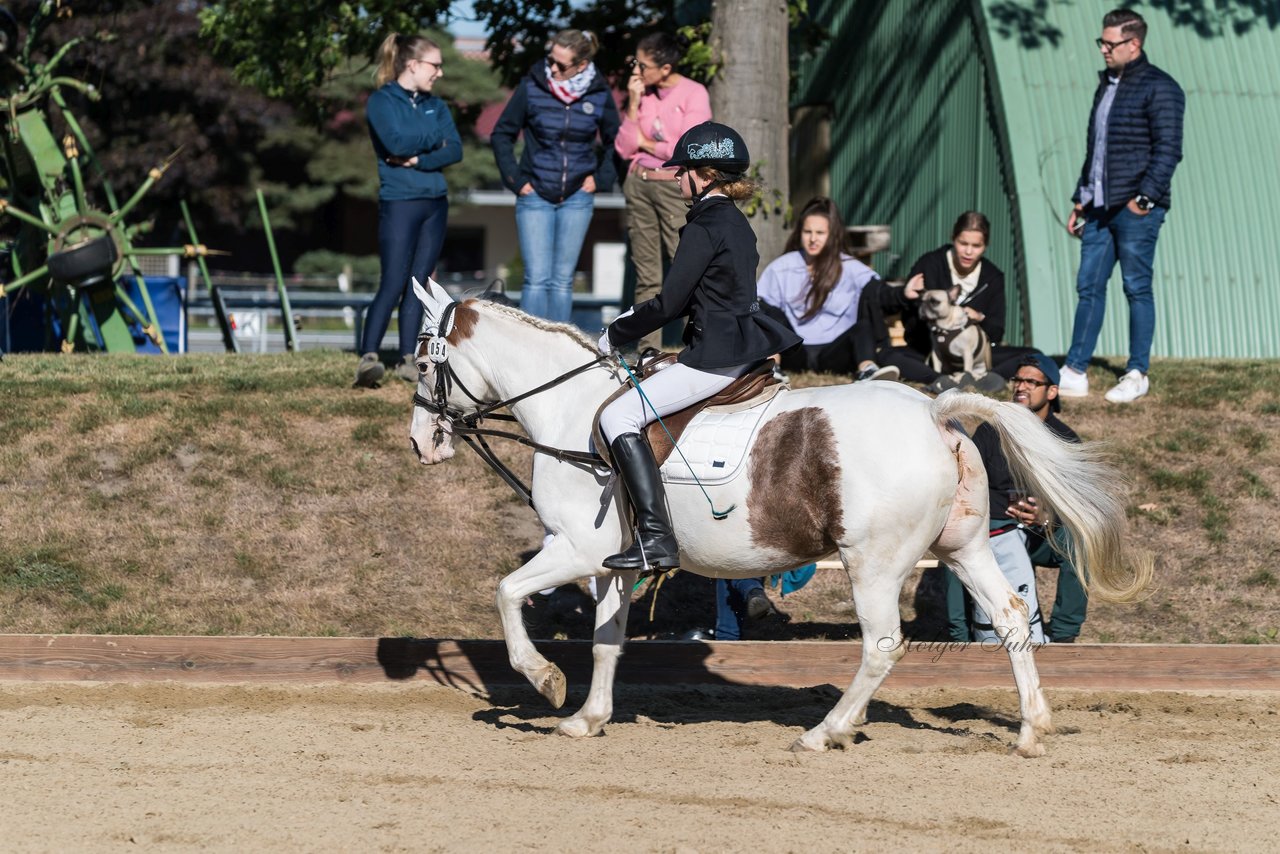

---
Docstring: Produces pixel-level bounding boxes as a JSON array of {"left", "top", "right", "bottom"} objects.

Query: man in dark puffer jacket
[{"left": 1062, "top": 8, "right": 1184, "bottom": 405}]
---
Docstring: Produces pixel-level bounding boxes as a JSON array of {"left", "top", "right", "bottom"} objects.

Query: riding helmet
[{"left": 663, "top": 121, "right": 750, "bottom": 174}]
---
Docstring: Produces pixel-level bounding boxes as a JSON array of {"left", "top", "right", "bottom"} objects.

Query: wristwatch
[{"left": 1134, "top": 194, "right": 1155, "bottom": 212}]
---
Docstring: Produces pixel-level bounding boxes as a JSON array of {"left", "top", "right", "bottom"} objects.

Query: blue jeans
[
  {"left": 714, "top": 577, "right": 764, "bottom": 641},
  {"left": 1066, "top": 205, "right": 1166, "bottom": 375},
  {"left": 515, "top": 189, "right": 595, "bottom": 322},
  {"left": 363, "top": 197, "right": 449, "bottom": 358}
]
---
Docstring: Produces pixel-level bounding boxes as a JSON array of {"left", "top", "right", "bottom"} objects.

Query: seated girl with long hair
[{"left": 757, "top": 197, "right": 897, "bottom": 381}]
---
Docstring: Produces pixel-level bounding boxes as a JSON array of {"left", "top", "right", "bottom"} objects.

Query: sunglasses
[
  {"left": 548, "top": 55, "right": 582, "bottom": 74},
  {"left": 1010, "top": 376, "right": 1051, "bottom": 388}
]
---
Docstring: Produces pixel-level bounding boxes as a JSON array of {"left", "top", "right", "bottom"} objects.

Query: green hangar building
[{"left": 790, "top": 0, "right": 1280, "bottom": 358}]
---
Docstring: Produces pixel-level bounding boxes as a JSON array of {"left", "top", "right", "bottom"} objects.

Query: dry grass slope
[{"left": 2, "top": 352, "right": 1277, "bottom": 644}]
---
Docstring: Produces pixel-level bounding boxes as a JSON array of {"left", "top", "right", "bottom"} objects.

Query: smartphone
[{"left": 1071, "top": 216, "right": 1086, "bottom": 237}]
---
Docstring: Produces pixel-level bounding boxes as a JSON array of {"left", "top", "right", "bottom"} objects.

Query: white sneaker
[
  {"left": 1105, "top": 369, "right": 1149, "bottom": 403},
  {"left": 1057, "top": 365, "right": 1089, "bottom": 397},
  {"left": 855, "top": 363, "right": 900, "bottom": 382}
]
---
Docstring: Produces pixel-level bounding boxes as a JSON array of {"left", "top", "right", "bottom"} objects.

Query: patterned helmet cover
[{"left": 663, "top": 121, "right": 750, "bottom": 173}]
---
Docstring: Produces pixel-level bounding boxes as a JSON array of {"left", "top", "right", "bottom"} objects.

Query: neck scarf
[{"left": 547, "top": 61, "right": 596, "bottom": 104}]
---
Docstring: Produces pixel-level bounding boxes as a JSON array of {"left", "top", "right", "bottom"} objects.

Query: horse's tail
[{"left": 930, "top": 390, "right": 1153, "bottom": 604}]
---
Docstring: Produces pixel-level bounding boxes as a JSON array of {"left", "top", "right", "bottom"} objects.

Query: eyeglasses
[
  {"left": 1010, "top": 376, "right": 1051, "bottom": 388},
  {"left": 414, "top": 58, "right": 444, "bottom": 73},
  {"left": 1095, "top": 36, "right": 1135, "bottom": 52},
  {"left": 548, "top": 55, "right": 581, "bottom": 74},
  {"left": 626, "top": 55, "right": 655, "bottom": 72}
]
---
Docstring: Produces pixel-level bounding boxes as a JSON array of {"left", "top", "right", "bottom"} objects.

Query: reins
[
  {"left": 412, "top": 304, "right": 736, "bottom": 523},
  {"left": 412, "top": 337, "right": 611, "bottom": 508}
]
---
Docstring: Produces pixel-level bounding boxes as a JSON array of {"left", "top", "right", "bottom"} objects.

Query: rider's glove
[{"left": 597, "top": 328, "right": 614, "bottom": 355}]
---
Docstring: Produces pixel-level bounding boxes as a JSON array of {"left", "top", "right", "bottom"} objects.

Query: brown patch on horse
[
  {"left": 445, "top": 300, "right": 479, "bottom": 345},
  {"left": 747, "top": 407, "right": 845, "bottom": 557},
  {"left": 1009, "top": 593, "right": 1029, "bottom": 618}
]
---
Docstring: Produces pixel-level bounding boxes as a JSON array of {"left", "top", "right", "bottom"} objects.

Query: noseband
[{"left": 410, "top": 305, "right": 612, "bottom": 507}]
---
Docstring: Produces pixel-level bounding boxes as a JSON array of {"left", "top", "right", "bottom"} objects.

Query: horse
[{"left": 405, "top": 278, "right": 1151, "bottom": 756}]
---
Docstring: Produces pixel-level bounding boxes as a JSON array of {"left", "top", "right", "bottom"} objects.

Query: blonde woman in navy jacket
[
  {"left": 491, "top": 30, "right": 620, "bottom": 323},
  {"left": 596, "top": 122, "right": 800, "bottom": 571},
  {"left": 356, "top": 33, "right": 462, "bottom": 388}
]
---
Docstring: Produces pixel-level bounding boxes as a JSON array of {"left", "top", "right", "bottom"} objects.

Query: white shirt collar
[{"left": 947, "top": 249, "right": 982, "bottom": 296}]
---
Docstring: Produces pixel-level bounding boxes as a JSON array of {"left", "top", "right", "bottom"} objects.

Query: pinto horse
[{"left": 406, "top": 279, "right": 1151, "bottom": 756}]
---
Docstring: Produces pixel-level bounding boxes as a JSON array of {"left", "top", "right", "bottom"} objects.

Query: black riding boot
[{"left": 603, "top": 433, "right": 680, "bottom": 571}]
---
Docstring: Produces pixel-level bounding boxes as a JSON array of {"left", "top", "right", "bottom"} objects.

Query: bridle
[{"left": 410, "top": 301, "right": 614, "bottom": 508}]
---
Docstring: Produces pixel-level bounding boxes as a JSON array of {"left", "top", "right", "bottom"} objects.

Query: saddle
[{"left": 593, "top": 353, "right": 783, "bottom": 468}]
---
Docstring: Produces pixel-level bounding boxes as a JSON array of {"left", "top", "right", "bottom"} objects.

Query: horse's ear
[
  {"left": 411, "top": 277, "right": 432, "bottom": 308},
  {"left": 426, "top": 276, "right": 455, "bottom": 303}
]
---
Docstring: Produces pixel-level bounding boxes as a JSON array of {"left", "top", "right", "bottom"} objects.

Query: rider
[{"left": 596, "top": 121, "right": 801, "bottom": 571}]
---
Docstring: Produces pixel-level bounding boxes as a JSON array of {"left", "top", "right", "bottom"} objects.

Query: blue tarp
[{"left": 19, "top": 276, "right": 188, "bottom": 354}]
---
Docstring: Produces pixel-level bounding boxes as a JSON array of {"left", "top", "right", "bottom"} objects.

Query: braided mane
[{"left": 471, "top": 299, "right": 601, "bottom": 357}]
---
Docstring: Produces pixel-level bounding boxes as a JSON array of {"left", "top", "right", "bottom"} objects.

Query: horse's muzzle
[{"left": 409, "top": 411, "right": 455, "bottom": 465}]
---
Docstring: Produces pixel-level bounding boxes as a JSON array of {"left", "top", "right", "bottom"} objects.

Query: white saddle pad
[{"left": 659, "top": 392, "right": 783, "bottom": 485}]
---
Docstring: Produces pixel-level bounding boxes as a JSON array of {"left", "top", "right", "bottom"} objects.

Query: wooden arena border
[{"left": 1, "top": 635, "right": 1277, "bottom": 691}]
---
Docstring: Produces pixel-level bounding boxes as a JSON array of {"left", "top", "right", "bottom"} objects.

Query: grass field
[{"left": 2, "top": 350, "right": 1277, "bottom": 644}]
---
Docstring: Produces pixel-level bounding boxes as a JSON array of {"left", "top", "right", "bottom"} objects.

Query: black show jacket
[{"left": 608, "top": 196, "right": 801, "bottom": 369}]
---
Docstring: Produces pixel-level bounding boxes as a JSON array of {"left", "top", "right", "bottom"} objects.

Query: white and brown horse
[{"left": 407, "top": 279, "right": 1151, "bottom": 755}]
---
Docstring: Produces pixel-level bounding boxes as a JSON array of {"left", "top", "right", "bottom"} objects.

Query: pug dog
[{"left": 918, "top": 286, "right": 994, "bottom": 386}]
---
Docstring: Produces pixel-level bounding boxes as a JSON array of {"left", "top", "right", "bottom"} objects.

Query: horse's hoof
[
  {"left": 535, "top": 665, "right": 567, "bottom": 709},
  {"left": 1011, "top": 739, "right": 1046, "bottom": 758},
  {"left": 556, "top": 717, "right": 600, "bottom": 738},
  {"left": 789, "top": 735, "right": 827, "bottom": 753}
]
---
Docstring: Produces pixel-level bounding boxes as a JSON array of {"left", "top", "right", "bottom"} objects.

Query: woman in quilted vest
[{"left": 490, "top": 30, "right": 621, "bottom": 322}]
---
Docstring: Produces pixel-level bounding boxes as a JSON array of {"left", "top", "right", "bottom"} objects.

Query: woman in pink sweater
[{"left": 614, "top": 32, "right": 711, "bottom": 352}]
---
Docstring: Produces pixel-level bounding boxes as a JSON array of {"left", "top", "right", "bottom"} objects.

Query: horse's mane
[{"left": 472, "top": 298, "right": 600, "bottom": 357}]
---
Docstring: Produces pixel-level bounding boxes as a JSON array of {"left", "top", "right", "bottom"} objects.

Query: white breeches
[
  {"left": 972, "top": 528, "right": 1047, "bottom": 644},
  {"left": 599, "top": 361, "right": 752, "bottom": 444}
]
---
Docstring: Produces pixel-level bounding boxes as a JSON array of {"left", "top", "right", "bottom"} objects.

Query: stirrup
[{"left": 602, "top": 530, "right": 680, "bottom": 572}]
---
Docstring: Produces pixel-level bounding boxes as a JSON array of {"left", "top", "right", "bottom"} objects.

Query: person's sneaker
[
  {"left": 1104, "top": 369, "right": 1149, "bottom": 403},
  {"left": 855, "top": 363, "right": 899, "bottom": 382},
  {"left": 394, "top": 354, "right": 418, "bottom": 383},
  {"left": 746, "top": 588, "right": 789, "bottom": 622},
  {"left": 972, "top": 371, "right": 1007, "bottom": 394},
  {"left": 353, "top": 352, "right": 384, "bottom": 388},
  {"left": 1057, "top": 365, "right": 1089, "bottom": 397},
  {"left": 925, "top": 374, "right": 960, "bottom": 394}
]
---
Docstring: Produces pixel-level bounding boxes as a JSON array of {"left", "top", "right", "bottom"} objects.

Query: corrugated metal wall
[
  {"left": 793, "top": 0, "right": 1028, "bottom": 344},
  {"left": 796, "top": 1, "right": 1280, "bottom": 358},
  {"left": 980, "top": 0, "right": 1280, "bottom": 357}
]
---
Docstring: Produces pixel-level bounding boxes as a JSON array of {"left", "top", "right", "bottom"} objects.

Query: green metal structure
[
  {"left": 0, "top": 3, "right": 210, "bottom": 353},
  {"left": 794, "top": 0, "right": 1280, "bottom": 358}
]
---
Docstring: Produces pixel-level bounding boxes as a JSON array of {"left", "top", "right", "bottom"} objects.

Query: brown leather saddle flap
[{"left": 592, "top": 357, "right": 781, "bottom": 469}]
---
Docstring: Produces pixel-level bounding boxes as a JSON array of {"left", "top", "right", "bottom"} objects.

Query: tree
[
  {"left": 199, "top": 0, "right": 805, "bottom": 270},
  {"left": 198, "top": 0, "right": 454, "bottom": 118},
  {"left": 8, "top": 0, "right": 289, "bottom": 242},
  {"left": 473, "top": 0, "right": 684, "bottom": 87},
  {"left": 709, "top": 0, "right": 791, "bottom": 271}
]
